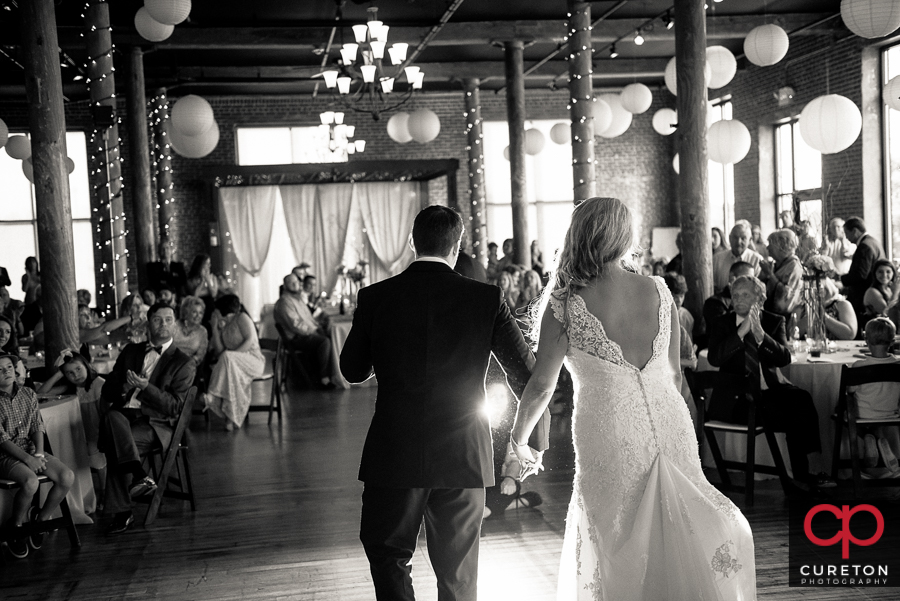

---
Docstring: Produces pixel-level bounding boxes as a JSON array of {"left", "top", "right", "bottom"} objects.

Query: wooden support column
[
  {"left": 674, "top": 0, "right": 711, "bottom": 323},
  {"left": 85, "top": 0, "right": 128, "bottom": 316},
  {"left": 463, "top": 78, "right": 488, "bottom": 265},
  {"left": 20, "top": 0, "right": 79, "bottom": 365},
  {"left": 504, "top": 40, "right": 530, "bottom": 267},
  {"left": 151, "top": 88, "right": 176, "bottom": 241},
  {"left": 127, "top": 47, "right": 156, "bottom": 290},
  {"left": 567, "top": 0, "right": 596, "bottom": 201}
]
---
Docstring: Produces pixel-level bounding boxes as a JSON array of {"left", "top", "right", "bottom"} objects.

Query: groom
[{"left": 341, "top": 206, "right": 549, "bottom": 601}]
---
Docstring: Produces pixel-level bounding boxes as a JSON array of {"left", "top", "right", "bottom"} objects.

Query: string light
[{"left": 464, "top": 84, "right": 487, "bottom": 263}]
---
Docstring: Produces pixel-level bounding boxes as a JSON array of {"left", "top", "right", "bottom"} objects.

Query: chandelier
[
  {"left": 320, "top": 6, "right": 425, "bottom": 121},
  {"left": 318, "top": 110, "right": 366, "bottom": 155}
]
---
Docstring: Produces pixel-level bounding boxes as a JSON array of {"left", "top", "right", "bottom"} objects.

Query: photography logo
[{"left": 789, "top": 500, "right": 900, "bottom": 587}]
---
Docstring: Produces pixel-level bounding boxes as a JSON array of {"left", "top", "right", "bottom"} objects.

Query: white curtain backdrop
[
  {"left": 354, "top": 182, "right": 418, "bottom": 277},
  {"left": 218, "top": 186, "right": 278, "bottom": 276}
]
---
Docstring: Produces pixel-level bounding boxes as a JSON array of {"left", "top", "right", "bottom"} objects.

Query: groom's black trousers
[{"left": 361, "top": 485, "right": 484, "bottom": 601}]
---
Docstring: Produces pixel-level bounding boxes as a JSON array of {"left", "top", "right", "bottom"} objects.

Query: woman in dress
[
  {"left": 202, "top": 294, "right": 265, "bottom": 431},
  {"left": 863, "top": 259, "right": 896, "bottom": 325},
  {"left": 510, "top": 197, "right": 756, "bottom": 600},
  {"left": 173, "top": 296, "right": 209, "bottom": 368},
  {"left": 797, "top": 277, "right": 857, "bottom": 341},
  {"left": 186, "top": 254, "right": 219, "bottom": 323}
]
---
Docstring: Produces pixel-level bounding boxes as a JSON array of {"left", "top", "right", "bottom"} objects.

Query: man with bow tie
[{"left": 98, "top": 303, "right": 196, "bottom": 534}]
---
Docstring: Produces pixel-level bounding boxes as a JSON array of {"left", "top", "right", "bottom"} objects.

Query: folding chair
[
  {"left": 246, "top": 338, "right": 282, "bottom": 424},
  {"left": 684, "top": 368, "right": 790, "bottom": 506},
  {"left": 0, "top": 434, "right": 80, "bottom": 549},
  {"left": 136, "top": 387, "right": 197, "bottom": 525},
  {"left": 830, "top": 363, "right": 900, "bottom": 497},
  {"left": 274, "top": 323, "right": 314, "bottom": 390}
]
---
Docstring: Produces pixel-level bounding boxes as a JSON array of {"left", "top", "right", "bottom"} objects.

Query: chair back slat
[{"left": 837, "top": 363, "right": 900, "bottom": 419}]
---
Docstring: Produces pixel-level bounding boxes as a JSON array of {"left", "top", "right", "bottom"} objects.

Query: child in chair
[
  {"left": 848, "top": 317, "right": 900, "bottom": 475},
  {"left": 0, "top": 354, "right": 75, "bottom": 559}
]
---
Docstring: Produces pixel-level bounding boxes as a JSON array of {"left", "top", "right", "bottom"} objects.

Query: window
[
  {"left": 774, "top": 118, "right": 823, "bottom": 244},
  {"left": 235, "top": 125, "right": 352, "bottom": 165},
  {"left": 708, "top": 98, "right": 735, "bottom": 233},
  {"left": 883, "top": 44, "right": 900, "bottom": 257},
  {"left": 0, "top": 132, "right": 96, "bottom": 304}
]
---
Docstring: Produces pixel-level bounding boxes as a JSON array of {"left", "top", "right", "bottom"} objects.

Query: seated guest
[
  {"left": 157, "top": 286, "right": 177, "bottom": 310},
  {"left": 796, "top": 277, "right": 858, "bottom": 341},
  {"left": 119, "top": 293, "right": 148, "bottom": 344},
  {"left": 301, "top": 275, "right": 331, "bottom": 331},
  {"left": 147, "top": 237, "right": 188, "bottom": 299},
  {"left": 202, "top": 295, "right": 265, "bottom": 431},
  {"left": 0, "top": 353, "right": 75, "bottom": 558},
  {"left": 759, "top": 228, "right": 804, "bottom": 321},
  {"left": 497, "top": 272, "right": 519, "bottom": 314},
  {"left": 38, "top": 350, "right": 106, "bottom": 470},
  {"left": 707, "top": 275, "right": 832, "bottom": 490},
  {"left": 821, "top": 217, "right": 855, "bottom": 275},
  {"left": 292, "top": 262, "right": 311, "bottom": 282},
  {"left": 0, "top": 314, "right": 18, "bottom": 356},
  {"left": 516, "top": 269, "right": 543, "bottom": 313},
  {"left": 173, "top": 296, "right": 209, "bottom": 368},
  {"left": 274, "top": 274, "right": 335, "bottom": 389},
  {"left": 863, "top": 259, "right": 896, "bottom": 324},
  {"left": 496, "top": 238, "right": 515, "bottom": 274},
  {"left": 664, "top": 273, "right": 694, "bottom": 340},
  {"left": 0, "top": 286, "right": 24, "bottom": 338},
  {"left": 76, "top": 289, "right": 102, "bottom": 326},
  {"left": 712, "top": 222, "right": 762, "bottom": 292},
  {"left": 141, "top": 289, "right": 157, "bottom": 308},
  {"left": 751, "top": 225, "right": 768, "bottom": 260},
  {"left": 703, "top": 261, "right": 756, "bottom": 333},
  {"left": 651, "top": 259, "right": 668, "bottom": 277},
  {"left": 848, "top": 317, "right": 900, "bottom": 474},
  {"left": 78, "top": 304, "right": 130, "bottom": 346},
  {"left": 186, "top": 254, "right": 219, "bottom": 321},
  {"left": 99, "top": 303, "right": 195, "bottom": 534}
]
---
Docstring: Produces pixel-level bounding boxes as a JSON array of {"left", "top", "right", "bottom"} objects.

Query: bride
[{"left": 510, "top": 197, "right": 756, "bottom": 600}]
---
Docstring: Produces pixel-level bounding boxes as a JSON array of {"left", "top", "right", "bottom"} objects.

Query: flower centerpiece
[
  {"left": 336, "top": 260, "right": 369, "bottom": 312},
  {"left": 802, "top": 252, "right": 837, "bottom": 353}
]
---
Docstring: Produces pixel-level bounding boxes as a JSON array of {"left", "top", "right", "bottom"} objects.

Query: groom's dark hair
[{"left": 412, "top": 206, "right": 463, "bottom": 257}]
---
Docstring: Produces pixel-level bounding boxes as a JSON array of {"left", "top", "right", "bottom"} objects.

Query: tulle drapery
[{"left": 218, "top": 186, "right": 278, "bottom": 276}]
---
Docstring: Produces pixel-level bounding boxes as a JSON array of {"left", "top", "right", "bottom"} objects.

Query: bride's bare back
[{"left": 577, "top": 268, "right": 662, "bottom": 370}]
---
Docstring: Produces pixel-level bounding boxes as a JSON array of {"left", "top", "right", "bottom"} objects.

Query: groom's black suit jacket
[{"left": 341, "top": 260, "right": 547, "bottom": 489}]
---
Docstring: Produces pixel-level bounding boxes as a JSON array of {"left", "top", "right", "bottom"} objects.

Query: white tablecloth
[
  {"left": 697, "top": 341, "right": 868, "bottom": 477},
  {"left": 329, "top": 316, "right": 377, "bottom": 389},
  {"left": 0, "top": 395, "right": 96, "bottom": 525}
]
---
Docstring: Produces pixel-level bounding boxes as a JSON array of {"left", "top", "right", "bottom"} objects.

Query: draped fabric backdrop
[{"left": 219, "top": 181, "right": 421, "bottom": 319}]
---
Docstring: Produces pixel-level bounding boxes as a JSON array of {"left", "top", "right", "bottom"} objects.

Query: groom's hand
[{"left": 511, "top": 435, "right": 544, "bottom": 481}]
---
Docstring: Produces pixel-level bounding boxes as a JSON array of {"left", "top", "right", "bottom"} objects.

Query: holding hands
[{"left": 510, "top": 434, "right": 545, "bottom": 482}]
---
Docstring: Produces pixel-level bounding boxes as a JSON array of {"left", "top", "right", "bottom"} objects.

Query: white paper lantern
[
  {"left": 743, "top": 24, "right": 790, "bottom": 67},
  {"left": 664, "top": 56, "right": 712, "bottom": 95},
  {"left": 503, "top": 145, "right": 510, "bottom": 161},
  {"left": 707, "top": 119, "right": 751, "bottom": 164},
  {"left": 706, "top": 46, "right": 737, "bottom": 89},
  {"left": 386, "top": 112, "right": 412, "bottom": 143},
  {"left": 884, "top": 74, "right": 900, "bottom": 111},
  {"left": 5, "top": 135, "right": 30, "bottom": 160},
  {"left": 135, "top": 7, "right": 174, "bottom": 42},
  {"left": 524, "top": 128, "right": 545, "bottom": 155},
  {"left": 620, "top": 83, "right": 653, "bottom": 114},
  {"left": 145, "top": 0, "right": 192, "bottom": 26},
  {"left": 591, "top": 98, "right": 613, "bottom": 135},
  {"left": 0, "top": 118, "right": 7, "bottom": 149},
  {"left": 170, "top": 121, "right": 220, "bottom": 158},
  {"left": 66, "top": 156, "right": 75, "bottom": 174},
  {"left": 549, "top": 122, "right": 570, "bottom": 144},
  {"left": 652, "top": 108, "right": 678, "bottom": 136},
  {"left": 596, "top": 93, "right": 632, "bottom": 138},
  {"left": 171, "top": 95, "right": 214, "bottom": 137},
  {"left": 22, "top": 157, "right": 33, "bottom": 182},
  {"left": 799, "top": 94, "right": 862, "bottom": 154},
  {"left": 407, "top": 109, "right": 441, "bottom": 144},
  {"left": 841, "top": 0, "right": 900, "bottom": 39},
  {"left": 673, "top": 154, "right": 679, "bottom": 174}
]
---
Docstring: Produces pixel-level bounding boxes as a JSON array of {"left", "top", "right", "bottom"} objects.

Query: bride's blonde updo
[{"left": 529, "top": 197, "right": 635, "bottom": 343}]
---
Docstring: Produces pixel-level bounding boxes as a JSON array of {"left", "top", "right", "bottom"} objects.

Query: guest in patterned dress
[{"left": 173, "top": 296, "right": 209, "bottom": 368}]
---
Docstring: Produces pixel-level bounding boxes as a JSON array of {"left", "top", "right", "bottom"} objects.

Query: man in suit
[
  {"left": 453, "top": 230, "right": 488, "bottom": 283},
  {"left": 99, "top": 303, "right": 196, "bottom": 534},
  {"left": 341, "top": 206, "right": 549, "bottom": 601},
  {"left": 698, "top": 261, "right": 756, "bottom": 349},
  {"left": 707, "top": 275, "right": 828, "bottom": 491},
  {"left": 712, "top": 222, "right": 763, "bottom": 292},
  {"left": 841, "top": 216, "right": 886, "bottom": 317},
  {"left": 147, "top": 237, "right": 188, "bottom": 299}
]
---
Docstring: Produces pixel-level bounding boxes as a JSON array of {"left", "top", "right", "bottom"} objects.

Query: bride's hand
[{"left": 511, "top": 435, "right": 544, "bottom": 481}]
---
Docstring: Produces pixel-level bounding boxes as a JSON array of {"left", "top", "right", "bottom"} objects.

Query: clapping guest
[
  {"left": 796, "top": 277, "right": 857, "bottom": 341},
  {"left": 172, "top": 296, "right": 209, "bottom": 368},
  {"left": 821, "top": 217, "right": 856, "bottom": 275},
  {"left": 759, "top": 229, "right": 804, "bottom": 321},
  {"left": 698, "top": 262, "right": 757, "bottom": 350},
  {"left": 202, "top": 294, "right": 265, "bottom": 431}
]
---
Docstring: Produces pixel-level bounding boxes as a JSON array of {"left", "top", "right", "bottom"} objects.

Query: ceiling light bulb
[
  {"left": 392, "top": 43, "right": 408, "bottom": 62},
  {"left": 666, "top": 17, "right": 674, "bottom": 30},
  {"left": 610, "top": 44, "right": 619, "bottom": 58},
  {"left": 355, "top": 140, "right": 366, "bottom": 152},
  {"left": 320, "top": 111, "right": 335, "bottom": 125},
  {"left": 367, "top": 20, "right": 383, "bottom": 39},
  {"left": 361, "top": 64, "right": 377, "bottom": 83},
  {"left": 340, "top": 43, "right": 358, "bottom": 64},
  {"left": 370, "top": 40, "right": 386, "bottom": 60},
  {"left": 352, "top": 24, "right": 369, "bottom": 44},
  {"left": 381, "top": 77, "right": 395, "bottom": 93},
  {"left": 347, "top": 145, "right": 356, "bottom": 155},
  {"left": 345, "top": 125, "right": 356, "bottom": 138},
  {"left": 374, "top": 24, "right": 389, "bottom": 42},
  {"left": 634, "top": 31, "right": 644, "bottom": 45},
  {"left": 412, "top": 71, "right": 424, "bottom": 89},
  {"left": 334, "top": 112, "right": 344, "bottom": 125},
  {"left": 337, "top": 76, "right": 351, "bottom": 94},
  {"left": 388, "top": 47, "right": 402, "bottom": 65},
  {"left": 404, "top": 66, "right": 420, "bottom": 81},
  {"left": 322, "top": 70, "right": 339, "bottom": 88}
]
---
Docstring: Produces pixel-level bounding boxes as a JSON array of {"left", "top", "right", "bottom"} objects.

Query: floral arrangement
[
  {"left": 804, "top": 253, "right": 836, "bottom": 275},
  {"left": 337, "top": 260, "right": 369, "bottom": 283}
]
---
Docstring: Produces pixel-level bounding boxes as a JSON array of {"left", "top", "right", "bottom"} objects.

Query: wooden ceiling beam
[{"left": 51, "top": 13, "right": 837, "bottom": 50}]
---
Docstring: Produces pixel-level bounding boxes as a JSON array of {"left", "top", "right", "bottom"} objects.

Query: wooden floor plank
[{"left": 1, "top": 385, "right": 898, "bottom": 599}]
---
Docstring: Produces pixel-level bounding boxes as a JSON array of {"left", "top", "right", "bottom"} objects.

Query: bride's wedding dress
[{"left": 553, "top": 277, "right": 756, "bottom": 600}]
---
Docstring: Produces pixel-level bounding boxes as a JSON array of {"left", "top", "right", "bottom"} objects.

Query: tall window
[
  {"left": 883, "top": 44, "right": 900, "bottom": 257},
  {"left": 236, "top": 125, "right": 351, "bottom": 165},
  {"left": 775, "top": 118, "right": 823, "bottom": 243},
  {"left": 0, "top": 132, "right": 96, "bottom": 303},
  {"left": 708, "top": 98, "right": 735, "bottom": 233}
]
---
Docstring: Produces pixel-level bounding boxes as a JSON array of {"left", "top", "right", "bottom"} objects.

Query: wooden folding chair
[
  {"left": 275, "top": 323, "right": 315, "bottom": 390},
  {"left": 136, "top": 387, "right": 197, "bottom": 526},
  {"left": 684, "top": 368, "right": 790, "bottom": 506},
  {"left": 830, "top": 363, "right": 900, "bottom": 497},
  {"left": 0, "top": 434, "right": 80, "bottom": 549},
  {"left": 246, "top": 338, "right": 282, "bottom": 424}
]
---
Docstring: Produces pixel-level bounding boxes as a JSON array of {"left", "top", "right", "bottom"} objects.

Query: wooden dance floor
[{"left": 3, "top": 385, "right": 898, "bottom": 600}]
